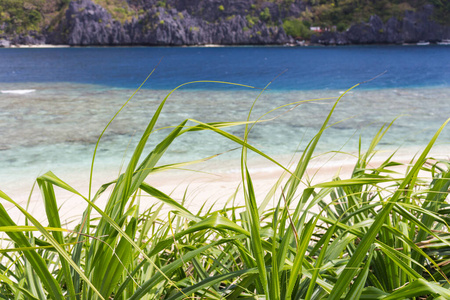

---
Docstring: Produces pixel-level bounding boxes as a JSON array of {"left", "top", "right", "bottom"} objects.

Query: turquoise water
[{"left": 0, "top": 46, "right": 449, "bottom": 185}]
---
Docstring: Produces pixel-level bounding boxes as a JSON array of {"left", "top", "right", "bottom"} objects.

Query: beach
[
  {"left": 1, "top": 45, "right": 449, "bottom": 225},
  {"left": 2, "top": 143, "right": 448, "bottom": 227}
]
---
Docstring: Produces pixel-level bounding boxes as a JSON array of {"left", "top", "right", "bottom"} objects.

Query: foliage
[
  {"left": 304, "top": 0, "right": 448, "bottom": 29},
  {"left": 245, "top": 14, "right": 259, "bottom": 28},
  {"left": 283, "top": 18, "right": 311, "bottom": 38},
  {"left": 429, "top": 0, "right": 450, "bottom": 24},
  {"left": 259, "top": 7, "right": 271, "bottom": 22},
  {"left": 156, "top": 0, "right": 166, "bottom": 8},
  {"left": 0, "top": 75, "right": 449, "bottom": 299},
  {"left": 93, "top": 0, "right": 136, "bottom": 23},
  {"left": 0, "top": 0, "right": 45, "bottom": 33}
]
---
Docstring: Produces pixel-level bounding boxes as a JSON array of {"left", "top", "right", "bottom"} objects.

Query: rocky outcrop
[
  {"left": 311, "top": 4, "right": 450, "bottom": 45},
  {"left": 2, "top": 0, "right": 450, "bottom": 46},
  {"left": 0, "top": 39, "right": 10, "bottom": 47},
  {"left": 45, "top": 0, "right": 293, "bottom": 46}
]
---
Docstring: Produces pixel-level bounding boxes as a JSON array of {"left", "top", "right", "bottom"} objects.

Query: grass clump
[{"left": 0, "top": 77, "right": 449, "bottom": 299}]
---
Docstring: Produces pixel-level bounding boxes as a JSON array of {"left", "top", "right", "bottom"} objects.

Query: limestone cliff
[
  {"left": 46, "top": 0, "right": 292, "bottom": 45},
  {"left": 311, "top": 5, "right": 450, "bottom": 45},
  {"left": 1, "top": 0, "right": 449, "bottom": 47}
]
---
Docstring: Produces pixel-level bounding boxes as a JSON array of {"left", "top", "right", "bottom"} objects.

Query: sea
[{"left": 1, "top": 45, "right": 449, "bottom": 191}]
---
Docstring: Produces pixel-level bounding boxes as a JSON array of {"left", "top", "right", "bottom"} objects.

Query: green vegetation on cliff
[
  {"left": 0, "top": 0, "right": 49, "bottom": 34},
  {"left": 283, "top": 0, "right": 449, "bottom": 37}
]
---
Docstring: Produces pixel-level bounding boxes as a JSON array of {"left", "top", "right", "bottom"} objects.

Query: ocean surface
[{"left": 1, "top": 45, "right": 449, "bottom": 189}]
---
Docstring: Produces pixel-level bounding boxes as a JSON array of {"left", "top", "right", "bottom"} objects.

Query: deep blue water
[{"left": 1, "top": 45, "right": 449, "bottom": 90}]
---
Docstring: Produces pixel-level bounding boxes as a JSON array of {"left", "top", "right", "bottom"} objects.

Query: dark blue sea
[
  {"left": 1, "top": 46, "right": 449, "bottom": 90},
  {"left": 1, "top": 45, "right": 449, "bottom": 190}
]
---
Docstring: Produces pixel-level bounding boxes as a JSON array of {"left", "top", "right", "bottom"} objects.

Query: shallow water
[{"left": 1, "top": 82, "right": 449, "bottom": 185}]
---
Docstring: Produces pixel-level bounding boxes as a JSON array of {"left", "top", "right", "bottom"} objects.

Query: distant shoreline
[{"left": 3, "top": 41, "right": 450, "bottom": 49}]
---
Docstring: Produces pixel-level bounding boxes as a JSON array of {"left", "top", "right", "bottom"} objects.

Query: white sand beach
[{"left": 1, "top": 145, "right": 448, "bottom": 227}]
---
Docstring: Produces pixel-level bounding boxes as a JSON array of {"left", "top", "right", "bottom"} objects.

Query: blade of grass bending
[
  {"left": 276, "top": 84, "right": 359, "bottom": 279},
  {"left": 382, "top": 278, "right": 450, "bottom": 299},
  {"left": 285, "top": 83, "right": 360, "bottom": 206},
  {"left": 119, "top": 81, "right": 256, "bottom": 207},
  {"left": 233, "top": 74, "right": 283, "bottom": 298},
  {"left": 0, "top": 242, "right": 79, "bottom": 254},
  {"left": 184, "top": 119, "right": 295, "bottom": 176},
  {"left": 139, "top": 183, "right": 198, "bottom": 221},
  {"left": 147, "top": 213, "right": 249, "bottom": 258},
  {"left": 312, "top": 177, "right": 401, "bottom": 188},
  {"left": 37, "top": 178, "right": 76, "bottom": 299},
  {"left": 328, "top": 118, "right": 450, "bottom": 300},
  {"left": 0, "top": 226, "right": 68, "bottom": 233},
  {"left": 89, "top": 64, "right": 160, "bottom": 200},
  {"left": 118, "top": 120, "right": 188, "bottom": 214}
]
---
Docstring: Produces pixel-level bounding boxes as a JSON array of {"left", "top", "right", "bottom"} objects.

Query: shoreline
[
  {"left": 2, "top": 144, "right": 448, "bottom": 225},
  {"left": 2, "top": 42, "right": 449, "bottom": 49}
]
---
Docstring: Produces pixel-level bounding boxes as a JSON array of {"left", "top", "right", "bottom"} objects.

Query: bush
[
  {"left": 259, "top": 7, "right": 271, "bottom": 22},
  {"left": 283, "top": 18, "right": 311, "bottom": 39}
]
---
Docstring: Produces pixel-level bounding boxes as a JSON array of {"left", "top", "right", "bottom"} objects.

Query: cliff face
[
  {"left": 311, "top": 5, "right": 450, "bottom": 45},
  {"left": 1, "top": 0, "right": 449, "bottom": 46},
  {"left": 45, "top": 0, "right": 293, "bottom": 45}
]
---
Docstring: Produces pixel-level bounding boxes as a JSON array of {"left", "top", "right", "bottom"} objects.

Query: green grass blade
[
  {"left": 242, "top": 165, "right": 270, "bottom": 297},
  {"left": 0, "top": 191, "right": 64, "bottom": 300},
  {"left": 166, "top": 268, "right": 259, "bottom": 300},
  {"left": 328, "top": 118, "right": 450, "bottom": 300},
  {"left": 344, "top": 246, "right": 375, "bottom": 300},
  {"left": 305, "top": 223, "right": 337, "bottom": 300},
  {"left": 129, "top": 237, "right": 241, "bottom": 299},
  {"left": 383, "top": 278, "right": 450, "bottom": 299},
  {"left": 37, "top": 179, "right": 76, "bottom": 299}
]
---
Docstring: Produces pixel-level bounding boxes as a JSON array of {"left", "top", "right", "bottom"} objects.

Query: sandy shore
[{"left": 1, "top": 144, "right": 448, "bottom": 226}]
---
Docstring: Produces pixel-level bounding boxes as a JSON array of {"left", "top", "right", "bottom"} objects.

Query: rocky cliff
[
  {"left": 1, "top": 0, "right": 449, "bottom": 47},
  {"left": 46, "top": 0, "right": 293, "bottom": 45},
  {"left": 311, "top": 4, "right": 450, "bottom": 45}
]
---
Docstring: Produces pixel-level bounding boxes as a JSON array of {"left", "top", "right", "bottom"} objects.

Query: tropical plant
[{"left": 0, "top": 75, "right": 449, "bottom": 299}]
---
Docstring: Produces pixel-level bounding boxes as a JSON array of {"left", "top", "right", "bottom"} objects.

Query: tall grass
[{"left": 0, "top": 78, "right": 449, "bottom": 299}]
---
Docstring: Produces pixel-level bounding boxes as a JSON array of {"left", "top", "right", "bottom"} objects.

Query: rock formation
[
  {"left": 44, "top": 0, "right": 293, "bottom": 46},
  {"left": 311, "top": 5, "right": 450, "bottom": 45},
  {"left": 1, "top": 0, "right": 449, "bottom": 46}
]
